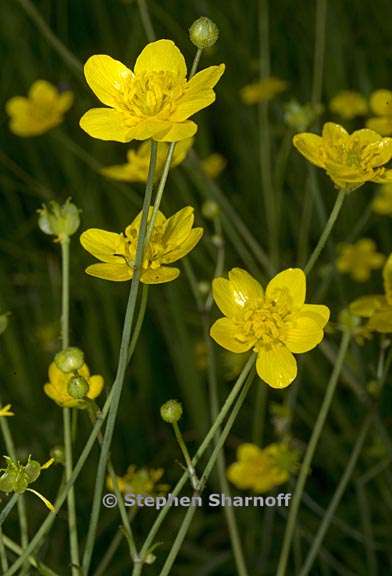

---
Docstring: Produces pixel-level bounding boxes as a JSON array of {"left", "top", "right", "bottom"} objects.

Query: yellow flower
[
  {"left": 0, "top": 404, "right": 14, "bottom": 418},
  {"left": 107, "top": 466, "right": 169, "bottom": 496},
  {"left": 293, "top": 122, "right": 392, "bottom": 190},
  {"left": 227, "top": 442, "right": 299, "bottom": 493},
  {"left": 101, "top": 138, "right": 193, "bottom": 183},
  {"left": 44, "top": 362, "right": 104, "bottom": 408},
  {"left": 210, "top": 268, "right": 329, "bottom": 388},
  {"left": 80, "top": 206, "right": 203, "bottom": 283},
  {"left": 201, "top": 153, "right": 227, "bottom": 179},
  {"left": 350, "top": 254, "right": 392, "bottom": 334},
  {"left": 329, "top": 90, "right": 368, "bottom": 119},
  {"left": 366, "top": 89, "right": 392, "bottom": 136},
  {"left": 80, "top": 39, "right": 225, "bottom": 143},
  {"left": 6, "top": 80, "right": 73, "bottom": 137},
  {"left": 372, "top": 183, "right": 392, "bottom": 216},
  {"left": 336, "top": 239, "right": 385, "bottom": 282},
  {"left": 240, "top": 77, "right": 288, "bottom": 105}
]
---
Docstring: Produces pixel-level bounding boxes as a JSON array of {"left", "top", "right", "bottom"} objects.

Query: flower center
[
  {"left": 119, "top": 225, "right": 166, "bottom": 270},
  {"left": 125, "top": 71, "right": 185, "bottom": 118}
]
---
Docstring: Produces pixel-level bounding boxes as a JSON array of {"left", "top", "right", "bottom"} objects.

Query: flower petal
[
  {"left": 322, "top": 122, "right": 349, "bottom": 144},
  {"left": 85, "top": 263, "right": 132, "bottom": 281},
  {"left": 141, "top": 266, "right": 179, "bottom": 284},
  {"left": 172, "top": 64, "right": 225, "bottom": 121},
  {"left": 284, "top": 315, "right": 324, "bottom": 353},
  {"left": 163, "top": 206, "right": 194, "bottom": 245},
  {"left": 212, "top": 268, "right": 264, "bottom": 317},
  {"left": 237, "top": 443, "right": 261, "bottom": 461},
  {"left": 87, "top": 375, "right": 104, "bottom": 400},
  {"left": 210, "top": 318, "right": 255, "bottom": 353},
  {"left": 80, "top": 108, "right": 134, "bottom": 142},
  {"left": 5, "top": 96, "right": 29, "bottom": 116},
  {"left": 161, "top": 228, "right": 203, "bottom": 263},
  {"left": 300, "top": 304, "right": 330, "bottom": 328},
  {"left": 80, "top": 229, "right": 125, "bottom": 263},
  {"left": 369, "top": 89, "right": 392, "bottom": 116},
  {"left": 84, "top": 55, "right": 133, "bottom": 107},
  {"left": 154, "top": 120, "right": 198, "bottom": 142},
  {"left": 29, "top": 80, "right": 58, "bottom": 103},
  {"left": 349, "top": 295, "right": 386, "bottom": 317},
  {"left": 366, "top": 117, "right": 392, "bottom": 137},
  {"left": 256, "top": 345, "right": 297, "bottom": 388},
  {"left": 58, "top": 91, "right": 74, "bottom": 113},
  {"left": 292, "top": 133, "right": 325, "bottom": 168},
  {"left": 134, "top": 39, "right": 187, "bottom": 78},
  {"left": 266, "top": 268, "right": 306, "bottom": 308}
]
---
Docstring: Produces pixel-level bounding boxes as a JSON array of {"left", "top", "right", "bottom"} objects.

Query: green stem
[
  {"left": 81, "top": 141, "right": 158, "bottom": 574},
  {"left": 304, "top": 189, "right": 345, "bottom": 275},
  {"left": 93, "top": 508, "right": 137, "bottom": 576},
  {"left": 311, "top": 0, "right": 328, "bottom": 105},
  {"left": 2, "top": 535, "right": 59, "bottom": 575},
  {"left": 0, "top": 528, "right": 8, "bottom": 571},
  {"left": 137, "top": 0, "right": 155, "bottom": 41},
  {"left": 172, "top": 422, "right": 199, "bottom": 490},
  {"left": 61, "top": 240, "right": 70, "bottom": 350},
  {"left": 189, "top": 48, "right": 203, "bottom": 78},
  {"left": 276, "top": 331, "right": 351, "bottom": 576},
  {"left": 0, "top": 495, "right": 18, "bottom": 529}
]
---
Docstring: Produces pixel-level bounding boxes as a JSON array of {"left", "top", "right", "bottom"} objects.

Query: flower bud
[
  {"left": 50, "top": 445, "right": 65, "bottom": 465},
  {"left": 160, "top": 400, "right": 183, "bottom": 424},
  {"left": 189, "top": 17, "right": 219, "bottom": 49},
  {"left": 68, "top": 376, "right": 89, "bottom": 399},
  {"left": 145, "top": 553, "right": 156, "bottom": 565},
  {"left": 197, "top": 281, "right": 210, "bottom": 296},
  {"left": 55, "top": 347, "right": 84, "bottom": 373},
  {"left": 211, "top": 234, "right": 224, "bottom": 248},
  {"left": 24, "top": 459, "right": 41, "bottom": 484},
  {"left": 0, "top": 470, "right": 18, "bottom": 493},
  {"left": 38, "top": 198, "right": 80, "bottom": 242},
  {"left": 202, "top": 200, "right": 220, "bottom": 220}
]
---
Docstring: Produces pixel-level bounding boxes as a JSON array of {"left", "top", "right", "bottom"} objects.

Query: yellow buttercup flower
[
  {"left": 107, "top": 466, "right": 169, "bottom": 496},
  {"left": 0, "top": 404, "right": 14, "bottom": 417},
  {"left": 6, "top": 80, "right": 73, "bottom": 137},
  {"left": 293, "top": 122, "right": 392, "bottom": 190},
  {"left": 350, "top": 254, "right": 392, "bottom": 335},
  {"left": 210, "top": 268, "right": 329, "bottom": 388},
  {"left": 101, "top": 138, "right": 193, "bottom": 183},
  {"left": 44, "top": 362, "right": 104, "bottom": 408},
  {"left": 240, "top": 77, "right": 288, "bottom": 105},
  {"left": 80, "top": 39, "right": 225, "bottom": 143},
  {"left": 372, "top": 183, "right": 392, "bottom": 216},
  {"left": 329, "top": 90, "right": 368, "bottom": 120},
  {"left": 227, "top": 442, "right": 299, "bottom": 493},
  {"left": 366, "top": 89, "right": 392, "bottom": 136},
  {"left": 80, "top": 206, "right": 203, "bottom": 283},
  {"left": 201, "top": 153, "right": 227, "bottom": 179},
  {"left": 336, "top": 239, "right": 385, "bottom": 282}
]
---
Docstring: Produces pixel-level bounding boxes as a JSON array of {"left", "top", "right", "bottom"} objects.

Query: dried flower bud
[
  {"left": 54, "top": 347, "right": 84, "bottom": 373},
  {"left": 189, "top": 17, "right": 219, "bottom": 49},
  {"left": 160, "top": 400, "right": 183, "bottom": 424},
  {"left": 38, "top": 198, "right": 80, "bottom": 242},
  {"left": 68, "top": 376, "right": 89, "bottom": 399},
  {"left": 202, "top": 200, "right": 220, "bottom": 220}
]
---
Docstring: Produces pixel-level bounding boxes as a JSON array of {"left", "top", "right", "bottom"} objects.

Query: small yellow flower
[
  {"left": 201, "top": 153, "right": 227, "bottom": 179},
  {"left": 240, "top": 77, "right": 288, "bottom": 105},
  {"left": 80, "top": 39, "right": 225, "bottom": 143},
  {"left": 80, "top": 206, "right": 203, "bottom": 283},
  {"left": 366, "top": 89, "right": 392, "bottom": 136},
  {"left": 107, "top": 466, "right": 169, "bottom": 496},
  {"left": 336, "top": 239, "right": 385, "bottom": 282},
  {"left": 6, "top": 80, "right": 73, "bottom": 137},
  {"left": 227, "top": 442, "right": 299, "bottom": 493},
  {"left": 210, "top": 268, "right": 329, "bottom": 388},
  {"left": 101, "top": 138, "right": 193, "bottom": 183},
  {"left": 0, "top": 404, "right": 14, "bottom": 417},
  {"left": 293, "top": 122, "right": 392, "bottom": 190},
  {"left": 329, "top": 90, "right": 368, "bottom": 120},
  {"left": 372, "top": 183, "right": 392, "bottom": 216},
  {"left": 350, "top": 254, "right": 392, "bottom": 334},
  {"left": 44, "top": 362, "right": 104, "bottom": 408}
]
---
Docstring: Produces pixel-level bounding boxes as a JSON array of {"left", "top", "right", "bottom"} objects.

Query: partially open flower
[
  {"left": 6, "top": 80, "right": 73, "bottom": 137},
  {"left": 329, "top": 90, "right": 368, "bottom": 120},
  {"left": 38, "top": 199, "right": 80, "bottom": 243},
  {"left": 107, "top": 466, "right": 169, "bottom": 496},
  {"left": 336, "top": 239, "right": 385, "bottom": 282},
  {"left": 44, "top": 361, "right": 103, "bottom": 408},
  {"left": 80, "top": 206, "right": 203, "bottom": 284}
]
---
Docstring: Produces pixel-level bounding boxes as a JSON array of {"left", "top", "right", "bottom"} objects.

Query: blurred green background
[{"left": 1, "top": 0, "right": 392, "bottom": 574}]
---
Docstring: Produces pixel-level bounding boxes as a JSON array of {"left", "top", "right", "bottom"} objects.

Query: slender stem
[
  {"left": 81, "top": 141, "right": 158, "bottom": 574},
  {"left": 137, "top": 0, "right": 155, "bottom": 41},
  {"left": 0, "top": 495, "right": 18, "bottom": 529},
  {"left": 61, "top": 240, "right": 70, "bottom": 349},
  {"left": 311, "top": 0, "right": 328, "bottom": 105},
  {"left": 94, "top": 508, "right": 137, "bottom": 576},
  {"left": 276, "top": 331, "right": 351, "bottom": 576},
  {"left": 189, "top": 48, "right": 203, "bottom": 78},
  {"left": 127, "top": 285, "right": 149, "bottom": 361},
  {"left": 172, "top": 423, "right": 199, "bottom": 490},
  {"left": 0, "top": 528, "right": 8, "bottom": 571},
  {"left": 304, "top": 189, "right": 345, "bottom": 274},
  {"left": 2, "top": 535, "right": 59, "bottom": 575}
]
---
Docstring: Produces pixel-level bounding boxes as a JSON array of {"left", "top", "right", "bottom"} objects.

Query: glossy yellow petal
[
  {"left": 373, "top": 169, "right": 392, "bottom": 183},
  {"left": 80, "top": 108, "right": 134, "bottom": 142},
  {"left": 322, "top": 122, "right": 349, "bottom": 145},
  {"left": 350, "top": 128, "right": 381, "bottom": 147},
  {"left": 292, "top": 133, "right": 325, "bottom": 168},
  {"left": 364, "top": 139, "right": 392, "bottom": 168},
  {"left": 256, "top": 345, "right": 297, "bottom": 389},
  {"left": 87, "top": 375, "right": 104, "bottom": 399},
  {"left": 154, "top": 120, "right": 198, "bottom": 142},
  {"left": 366, "top": 117, "right": 392, "bottom": 137},
  {"left": 383, "top": 254, "right": 392, "bottom": 305},
  {"left": 84, "top": 55, "right": 133, "bottom": 107},
  {"left": 369, "top": 89, "right": 392, "bottom": 116},
  {"left": 172, "top": 137, "right": 194, "bottom": 165},
  {"left": 301, "top": 304, "right": 330, "bottom": 328},
  {"left": 80, "top": 229, "right": 125, "bottom": 263},
  {"left": 210, "top": 318, "right": 255, "bottom": 353},
  {"left": 85, "top": 263, "right": 132, "bottom": 281},
  {"left": 161, "top": 228, "right": 203, "bottom": 263},
  {"left": 100, "top": 163, "right": 140, "bottom": 182},
  {"left": 126, "top": 208, "right": 166, "bottom": 236},
  {"left": 141, "top": 267, "right": 179, "bottom": 284},
  {"left": 349, "top": 295, "right": 386, "bottom": 317},
  {"left": 212, "top": 269, "right": 263, "bottom": 317},
  {"left": 266, "top": 268, "right": 306, "bottom": 309},
  {"left": 29, "top": 80, "right": 58, "bottom": 103},
  {"left": 134, "top": 39, "right": 187, "bottom": 79},
  {"left": 284, "top": 315, "right": 324, "bottom": 353},
  {"left": 164, "top": 206, "right": 194, "bottom": 245},
  {"left": 172, "top": 64, "right": 225, "bottom": 121}
]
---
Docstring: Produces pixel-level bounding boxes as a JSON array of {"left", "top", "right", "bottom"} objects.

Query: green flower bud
[
  {"left": 211, "top": 234, "right": 224, "bottom": 248},
  {"left": 0, "top": 470, "right": 18, "bottom": 493},
  {"left": 202, "top": 200, "right": 220, "bottom": 220},
  {"left": 24, "top": 459, "right": 41, "bottom": 484},
  {"left": 50, "top": 445, "right": 65, "bottom": 465},
  {"left": 55, "top": 347, "right": 84, "bottom": 373},
  {"left": 160, "top": 400, "right": 183, "bottom": 424},
  {"left": 145, "top": 553, "right": 156, "bottom": 565},
  {"left": 197, "top": 281, "right": 210, "bottom": 296},
  {"left": 38, "top": 198, "right": 80, "bottom": 242},
  {"left": 68, "top": 375, "right": 89, "bottom": 399},
  {"left": 189, "top": 17, "right": 219, "bottom": 49}
]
